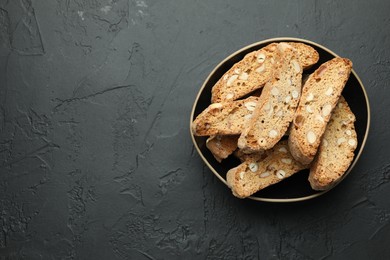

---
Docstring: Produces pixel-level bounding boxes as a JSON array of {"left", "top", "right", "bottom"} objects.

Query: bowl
[{"left": 190, "top": 37, "right": 370, "bottom": 202}]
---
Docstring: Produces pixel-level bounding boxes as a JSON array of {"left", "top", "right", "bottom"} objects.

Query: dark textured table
[{"left": 1, "top": 0, "right": 389, "bottom": 259}]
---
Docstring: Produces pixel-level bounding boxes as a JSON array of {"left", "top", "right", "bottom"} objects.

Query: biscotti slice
[
  {"left": 211, "top": 43, "right": 278, "bottom": 103},
  {"left": 288, "top": 57, "right": 353, "bottom": 165},
  {"left": 206, "top": 135, "right": 239, "bottom": 162},
  {"left": 226, "top": 140, "right": 307, "bottom": 198},
  {"left": 191, "top": 96, "right": 259, "bottom": 136},
  {"left": 237, "top": 43, "right": 303, "bottom": 152},
  {"left": 288, "top": 42, "right": 319, "bottom": 69},
  {"left": 309, "top": 96, "right": 358, "bottom": 190},
  {"left": 211, "top": 42, "right": 319, "bottom": 103}
]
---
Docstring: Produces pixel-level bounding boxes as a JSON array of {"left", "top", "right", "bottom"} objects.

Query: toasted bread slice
[
  {"left": 237, "top": 43, "right": 303, "bottom": 152},
  {"left": 288, "top": 57, "right": 353, "bottom": 165},
  {"left": 211, "top": 42, "right": 319, "bottom": 103},
  {"left": 191, "top": 96, "right": 259, "bottom": 136},
  {"left": 226, "top": 140, "right": 307, "bottom": 198},
  {"left": 309, "top": 96, "right": 357, "bottom": 190}
]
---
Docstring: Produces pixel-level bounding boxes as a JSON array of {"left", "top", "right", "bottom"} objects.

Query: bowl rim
[{"left": 190, "top": 37, "right": 371, "bottom": 203}]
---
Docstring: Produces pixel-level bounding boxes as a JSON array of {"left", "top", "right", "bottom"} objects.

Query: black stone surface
[{"left": 0, "top": 0, "right": 389, "bottom": 259}]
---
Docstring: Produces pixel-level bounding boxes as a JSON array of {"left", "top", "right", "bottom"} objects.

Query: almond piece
[
  {"left": 348, "top": 139, "right": 356, "bottom": 147},
  {"left": 257, "top": 53, "right": 266, "bottom": 63},
  {"left": 307, "top": 131, "right": 316, "bottom": 144},
  {"left": 315, "top": 114, "right": 325, "bottom": 123},
  {"left": 278, "top": 147, "right": 288, "bottom": 153},
  {"left": 264, "top": 102, "right": 271, "bottom": 111},
  {"left": 209, "top": 103, "right": 223, "bottom": 109},
  {"left": 227, "top": 75, "right": 238, "bottom": 87},
  {"left": 239, "top": 72, "right": 249, "bottom": 80},
  {"left": 225, "top": 92, "right": 234, "bottom": 99},
  {"left": 269, "top": 129, "right": 278, "bottom": 138},
  {"left": 260, "top": 172, "right": 270, "bottom": 178},
  {"left": 322, "top": 104, "right": 332, "bottom": 117},
  {"left": 291, "top": 90, "right": 299, "bottom": 99},
  {"left": 244, "top": 101, "right": 257, "bottom": 111},
  {"left": 306, "top": 93, "right": 314, "bottom": 102},
  {"left": 281, "top": 158, "right": 292, "bottom": 164},
  {"left": 249, "top": 162, "right": 258, "bottom": 172},
  {"left": 292, "top": 60, "right": 300, "bottom": 73},
  {"left": 325, "top": 87, "right": 333, "bottom": 96},
  {"left": 256, "top": 64, "right": 265, "bottom": 73},
  {"left": 276, "top": 170, "right": 286, "bottom": 179},
  {"left": 337, "top": 137, "right": 346, "bottom": 146}
]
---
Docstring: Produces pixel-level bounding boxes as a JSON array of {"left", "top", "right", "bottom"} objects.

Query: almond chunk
[
  {"left": 322, "top": 104, "right": 332, "bottom": 117},
  {"left": 276, "top": 170, "right": 286, "bottom": 179},
  {"left": 249, "top": 162, "right": 258, "bottom": 172},
  {"left": 292, "top": 60, "right": 300, "bottom": 73},
  {"left": 291, "top": 90, "right": 299, "bottom": 99},
  {"left": 281, "top": 158, "right": 292, "bottom": 164},
  {"left": 209, "top": 103, "right": 223, "bottom": 109},
  {"left": 306, "top": 93, "right": 314, "bottom": 102},
  {"left": 260, "top": 171, "right": 270, "bottom": 178},
  {"left": 257, "top": 53, "right": 266, "bottom": 63},
  {"left": 337, "top": 137, "right": 346, "bottom": 146},
  {"left": 239, "top": 72, "right": 249, "bottom": 80},
  {"left": 225, "top": 92, "right": 234, "bottom": 99},
  {"left": 227, "top": 75, "right": 238, "bottom": 87},
  {"left": 325, "top": 87, "right": 333, "bottom": 96},
  {"left": 269, "top": 129, "right": 278, "bottom": 138},
  {"left": 315, "top": 114, "right": 325, "bottom": 123},
  {"left": 307, "top": 131, "right": 316, "bottom": 144},
  {"left": 348, "top": 139, "right": 356, "bottom": 147},
  {"left": 256, "top": 64, "right": 265, "bottom": 73},
  {"left": 244, "top": 101, "right": 257, "bottom": 111},
  {"left": 278, "top": 147, "right": 288, "bottom": 153}
]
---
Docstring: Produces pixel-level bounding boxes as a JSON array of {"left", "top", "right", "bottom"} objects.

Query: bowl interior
[{"left": 191, "top": 38, "right": 370, "bottom": 202}]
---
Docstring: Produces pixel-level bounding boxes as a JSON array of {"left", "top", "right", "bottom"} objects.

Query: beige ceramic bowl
[{"left": 190, "top": 37, "right": 370, "bottom": 202}]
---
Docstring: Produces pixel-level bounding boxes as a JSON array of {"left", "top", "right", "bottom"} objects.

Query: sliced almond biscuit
[
  {"left": 211, "top": 42, "right": 319, "bottom": 103},
  {"left": 211, "top": 43, "right": 278, "bottom": 103},
  {"left": 191, "top": 96, "right": 259, "bottom": 136},
  {"left": 309, "top": 96, "right": 357, "bottom": 190},
  {"left": 237, "top": 43, "right": 303, "bottom": 152},
  {"left": 288, "top": 42, "right": 319, "bottom": 69},
  {"left": 226, "top": 140, "right": 307, "bottom": 198},
  {"left": 288, "top": 57, "right": 353, "bottom": 165},
  {"left": 206, "top": 135, "right": 239, "bottom": 162}
]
